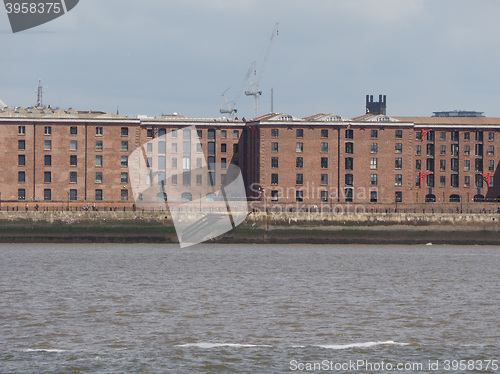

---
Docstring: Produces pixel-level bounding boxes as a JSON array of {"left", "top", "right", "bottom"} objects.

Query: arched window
[
  {"left": 473, "top": 194, "right": 484, "bottom": 202},
  {"left": 205, "top": 193, "right": 216, "bottom": 202},
  {"left": 425, "top": 194, "right": 436, "bottom": 202},
  {"left": 449, "top": 194, "right": 460, "bottom": 202},
  {"left": 181, "top": 192, "right": 193, "bottom": 202}
]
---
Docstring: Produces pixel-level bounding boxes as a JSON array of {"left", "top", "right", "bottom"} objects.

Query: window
[
  {"left": 451, "top": 174, "right": 459, "bottom": 188},
  {"left": 185, "top": 141, "right": 193, "bottom": 155},
  {"left": 489, "top": 146, "right": 494, "bottom": 156},
  {"left": 371, "top": 130, "right": 378, "bottom": 138},
  {"left": 321, "top": 174, "right": 328, "bottom": 185},
  {"left": 95, "top": 172, "right": 102, "bottom": 184},
  {"left": 44, "top": 155, "right": 51, "bottom": 166},
  {"left": 489, "top": 132, "right": 495, "bottom": 141},
  {"left": 296, "top": 129, "right": 303, "bottom": 138},
  {"left": 440, "top": 145, "right": 446, "bottom": 155},
  {"left": 70, "top": 189, "right": 77, "bottom": 201},
  {"left": 121, "top": 172, "right": 128, "bottom": 183},
  {"left": 416, "top": 131, "right": 422, "bottom": 140},
  {"left": 172, "top": 174, "right": 178, "bottom": 185},
  {"left": 416, "top": 145, "right": 421, "bottom": 155},
  {"left": 370, "top": 191, "right": 378, "bottom": 202},
  {"left": 416, "top": 159, "right": 421, "bottom": 170},
  {"left": 426, "top": 158, "right": 434, "bottom": 172},
  {"left": 171, "top": 129, "right": 178, "bottom": 138},
  {"left": 440, "top": 175, "right": 446, "bottom": 187},
  {"left": 44, "top": 126, "right": 51, "bottom": 135},
  {"left": 395, "top": 158, "right": 402, "bottom": 169},
  {"left": 146, "top": 129, "right": 153, "bottom": 138},
  {"left": 489, "top": 160, "right": 495, "bottom": 171},
  {"left": 70, "top": 171, "right": 77, "bottom": 183},
  {"left": 44, "top": 171, "right": 51, "bottom": 183},
  {"left": 475, "top": 158, "right": 483, "bottom": 172},
  {"left": 182, "top": 129, "right": 191, "bottom": 140},
  {"left": 296, "top": 157, "right": 303, "bottom": 168},
  {"left": 440, "top": 159, "right": 446, "bottom": 171},
  {"left": 121, "top": 189, "right": 128, "bottom": 201},
  {"left": 451, "top": 158, "right": 459, "bottom": 172},
  {"left": 346, "top": 157, "right": 354, "bottom": 170},
  {"left": 183, "top": 171, "right": 191, "bottom": 186},
  {"left": 44, "top": 189, "right": 51, "bottom": 201},
  {"left": 395, "top": 191, "right": 402, "bottom": 202},
  {"left": 345, "top": 129, "right": 353, "bottom": 139},
  {"left": 271, "top": 173, "right": 278, "bottom": 185},
  {"left": 475, "top": 174, "right": 483, "bottom": 188},
  {"left": 440, "top": 132, "right": 446, "bottom": 141},
  {"left": 345, "top": 142, "right": 353, "bottom": 154},
  {"left": 395, "top": 129, "right": 403, "bottom": 138},
  {"left": 370, "top": 158, "right": 377, "bottom": 169},
  {"left": 464, "top": 159, "right": 470, "bottom": 171},
  {"left": 233, "top": 130, "right": 239, "bottom": 139},
  {"left": 490, "top": 176, "right": 494, "bottom": 188},
  {"left": 95, "top": 189, "right": 102, "bottom": 201},
  {"left": 464, "top": 175, "right": 470, "bottom": 187},
  {"left": 427, "top": 174, "right": 434, "bottom": 188},
  {"left": 96, "top": 155, "right": 103, "bottom": 167},
  {"left": 194, "top": 143, "right": 201, "bottom": 153},
  {"left": 196, "top": 174, "right": 202, "bottom": 185},
  {"left": 121, "top": 156, "right": 128, "bottom": 167},
  {"left": 321, "top": 143, "right": 329, "bottom": 152},
  {"left": 196, "top": 129, "right": 202, "bottom": 139},
  {"left": 18, "top": 140, "right": 25, "bottom": 150},
  {"left": 271, "top": 129, "right": 279, "bottom": 137},
  {"left": 221, "top": 158, "right": 227, "bottom": 169},
  {"left": 395, "top": 174, "right": 402, "bottom": 186},
  {"left": 196, "top": 158, "right": 202, "bottom": 168},
  {"left": 321, "top": 129, "right": 328, "bottom": 138},
  {"left": 370, "top": 174, "right": 378, "bottom": 186},
  {"left": 271, "top": 157, "right": 278, "bottom": 168},
  {"left": 296, "top": 174, "right": 303, "bottom": 185},
  {"left": 70, "top": 140, "right": 77, "bottom": 151},
  {"left": 464, "top": 132, "right": 470, "bottom": 141},
  {"left": 475, "top": 144, "right": 483, "bottom": 156},
  {"left": 476, "top": 131, "right": 483, "bottom": 142},
  {"left": 321, "top": 191, "right": 328, "bottom": 202},
  {"left": 18, "top": 171, "right": 25, "bottom": 183},
  {"left": 427, "top": 144, "right": 434, "bottom": 156},
  {"left": 451, "top": 131, "right": 459, "bottom": 141},
  {"left": 18, "top": 155, "right": 25, "bottom": 166},
  {"left": 221, "top": 143, "right": 227, "bottom": 153},
  {"left": 321, "top": 157, "right": 328, "bottom": 169},
  {"left": 371, "top": 143, "right": 378, "bottom": 153},
  {"left": 233, "top": 144, "right": 239, "bottom": 153},
  {"left": 427, "top": 131, "right": 435, "bottom": 141},
  {"left": 96, "top": 127, "right": 103, "bottom": 136},
  {"left": 395, "top": 143, "right": 402, "bottom": 153},
  {"left": 44, "top": 140, "right": 51, "bottom": 150},
  {"left": 451, "top": 144, "right": 459, "bottom": 156},
  {"left": 345, "top": 173, "right": 353, "bottom": 186},
  {"left": 120, "top": 127, "right": 128, "bottom": 136},
  {"left": 18, "top": 189, "right": 25, "bottom": 200},
  {"left": 271, "top": 142, "right": 279, "bottom": 152},
  {"left": 345, "top": 188, "right": 353, "bottom": 202},
  {"left": 296, "top": 190, "right": 304, "bottom": 202},
  {"left": 70, "top": 126, "right": 77, "bottom": 135},
  {"left": 183, "top": 156, "right": 191, "bottom": 170},
  {"left": 296, "top": 142, "right": 303, "bottom": 153},
  {"left": 18, "top": 126, "right": 25, "bottom": 135},
  {"left": 208, "top": 129, "right": 215, "bottom": 140},
  {"left": 221, "top": 130, "right": 227, "bottom": 139},
  {"left": 95, "top": 140, "right": 103, "bottom": 151},
  {"left": 464, "top": 145, "right": 470, "bottom": 155},
  {"left": 121, "top": 141, "right": 128, "bottom": 151}
]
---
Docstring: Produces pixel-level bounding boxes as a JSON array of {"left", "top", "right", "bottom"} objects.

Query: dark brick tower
[{"left": 366, "top": 94, "right": 386, "bottom": 115}]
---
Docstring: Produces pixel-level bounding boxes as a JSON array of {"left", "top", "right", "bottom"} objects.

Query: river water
[{"left": 0, "top": 244, "right": 498, "bottom": 373}]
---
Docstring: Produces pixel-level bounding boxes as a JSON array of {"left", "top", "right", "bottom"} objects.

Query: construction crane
[
  {"left": 245, "top": 22, "right": 279, "bottom": 118},
  {"left": 220, "top": 61, "right": 256, "bottom": 119}
]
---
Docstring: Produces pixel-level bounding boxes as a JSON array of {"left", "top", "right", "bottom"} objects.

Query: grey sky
[{"left": 1, "top": 0, "right": 500, "bottom": 119}]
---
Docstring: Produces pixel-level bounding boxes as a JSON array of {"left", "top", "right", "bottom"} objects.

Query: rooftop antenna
[{"left": 36, "top": 80, "right": 44, "bottom": 108}]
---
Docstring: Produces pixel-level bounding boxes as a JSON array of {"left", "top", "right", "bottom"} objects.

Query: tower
[{"left": 366, "top": 94, "right": 386, "bottom": 115}]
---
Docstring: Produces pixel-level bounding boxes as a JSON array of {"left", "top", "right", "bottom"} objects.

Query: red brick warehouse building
[{"left": 1, "top": 95, "right": 500, "bottom": 209}]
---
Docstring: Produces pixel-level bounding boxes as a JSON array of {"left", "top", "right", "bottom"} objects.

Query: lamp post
[{"left": 67, "top": 191, "right": 70, "bottom": 211}]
